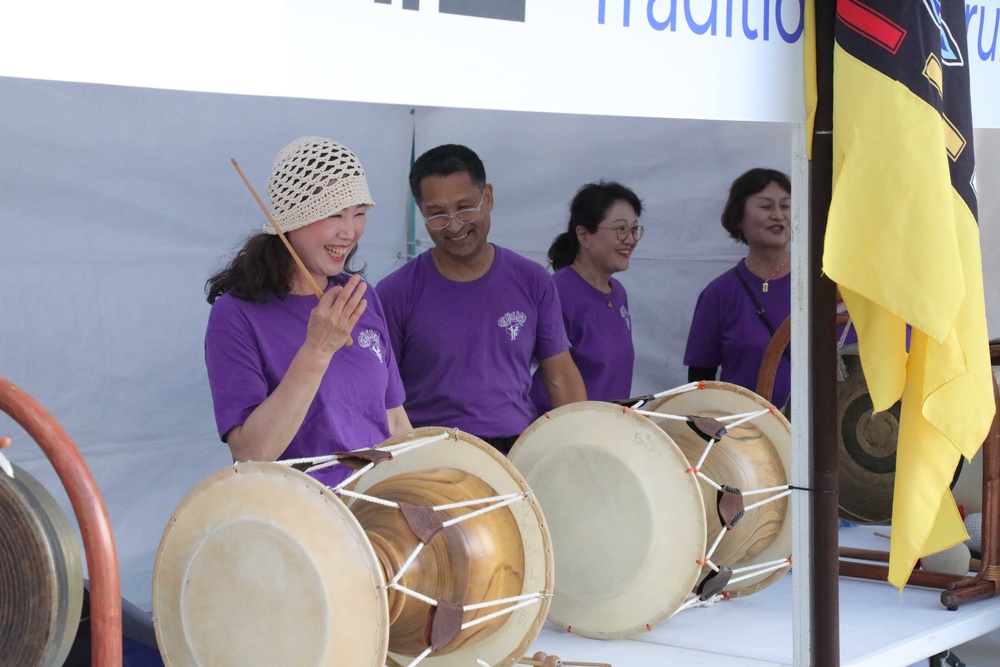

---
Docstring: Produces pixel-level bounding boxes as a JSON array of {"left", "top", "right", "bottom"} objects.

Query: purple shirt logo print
[
  {"left": 620, "top": 305, "right": 631, "bottom": 331},
  {"left": 498, "top": 311, "right": 528, "bottom": 341},
  {"left": 357, "top": 329, "right": 384, "bottom": 362}
]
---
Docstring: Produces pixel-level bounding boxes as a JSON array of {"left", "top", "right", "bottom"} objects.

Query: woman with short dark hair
[{"left": 683, "top": 168, "right": 793, "bottom": 406}]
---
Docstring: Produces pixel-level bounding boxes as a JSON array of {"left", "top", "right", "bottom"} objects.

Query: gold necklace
[
  {"left": 745, "top": 256, "right": 788, "bottom": 293},
  {"left": 572, "top": 264, "right": 614, "bottom": 307}
]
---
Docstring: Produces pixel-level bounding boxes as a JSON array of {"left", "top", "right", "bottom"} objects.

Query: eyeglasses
[
  {"left": 423, "top": 191, "right": 487, "bottom": 230},
  {"left": 596, "top": 224, "right": 644, "bottom": 242}
]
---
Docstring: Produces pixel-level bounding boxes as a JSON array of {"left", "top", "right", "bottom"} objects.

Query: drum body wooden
[
  {"left": 352, "top": 428, "right": 553, "bottom": 667},
  {"left": 152, "top": 428, "right": 552, "bottom": 667},
  {"left": 645, "top": 382, "right": 792, "bottom": 596},
  {"left": 510, "top": 401, "right": 707, "bottom": 639}
]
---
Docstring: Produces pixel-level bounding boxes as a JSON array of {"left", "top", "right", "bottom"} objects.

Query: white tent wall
[
  {"left": 410, "top": 107, "right": 798, "bottom": 397},
  {"left": 0, "top": 76, "right": 416, "bottom": 608},
  {"left": 4, "top": 76, "right": 1000, "bottom": 613}
]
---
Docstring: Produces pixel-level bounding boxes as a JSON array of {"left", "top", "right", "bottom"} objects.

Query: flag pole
[{"left": 808, "top": 0, "right": 840, "bottom": 664}]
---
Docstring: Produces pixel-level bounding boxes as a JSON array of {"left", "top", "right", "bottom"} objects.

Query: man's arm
[{"left": 538, "top": 350, "right": 587, "bottom": 409}]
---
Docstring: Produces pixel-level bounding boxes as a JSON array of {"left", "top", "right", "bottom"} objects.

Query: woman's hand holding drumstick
[
  {"left": 305, "top": 274, "right": 368, "bottom": 356},
  {"left": 224, "top": 275, "right": 367, "bottom": 463},
  {"left": 230, "top": 157, "right": 353, "bottom": 346}
]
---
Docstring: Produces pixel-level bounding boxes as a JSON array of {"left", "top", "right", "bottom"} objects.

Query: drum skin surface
[
  {"left": 153, "top": 429, "right": 552, "bottom": 667},
  {"left": 510, "top": 401, "right": 707, "bottom": 639},
  {"left": 153, "top": 463, "right": 389, "bottom": 667},
  {"left": 647, "top": 382, "right": 792, "bottom": 597},
  {"left": 0, "top": 463, "right": 84, "bottom": 667}
]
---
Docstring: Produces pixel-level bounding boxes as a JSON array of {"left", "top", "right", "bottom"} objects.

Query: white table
[{"left": 526, "top": 527, "right": 1000, "bottom": 666}]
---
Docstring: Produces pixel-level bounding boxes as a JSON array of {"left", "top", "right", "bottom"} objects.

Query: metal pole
[{"left": 807, "top": 1, "right": 840, "bottom": 663}]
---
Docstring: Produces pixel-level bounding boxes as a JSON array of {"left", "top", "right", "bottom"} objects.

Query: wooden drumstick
[
  {"left": 230, "top": 158, "right": 352, "bottom": 346},
  {"left": 519, "top": 654, "right": 611, "bottom": 667}
]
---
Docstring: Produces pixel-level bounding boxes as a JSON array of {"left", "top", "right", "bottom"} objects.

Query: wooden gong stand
[
  {"left": 0, "top": 378, "right": 122, "bottom": 664},
  {"left": 756, "top": 317, "right": 1000, "bottom": 610}
]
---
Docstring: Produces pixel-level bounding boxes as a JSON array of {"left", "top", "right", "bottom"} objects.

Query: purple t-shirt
[
  {"left": 529, "top": 267, "right": 634, "bottom": 414},
  {"left": 683, "top": 261, "right": 792, "bottom": 407},
  {"left": 376, "top": 245, "right": 570, "bottom": 438},
  {"left": 205, "top": 274, "right": 406, "bottom": 487}
]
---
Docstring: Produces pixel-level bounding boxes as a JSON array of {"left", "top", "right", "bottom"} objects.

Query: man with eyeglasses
[{"left": 377, "top": 144, "right": 586, "bottom": 454}]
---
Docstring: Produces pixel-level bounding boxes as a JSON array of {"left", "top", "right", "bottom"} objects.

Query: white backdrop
[
  {"left": 3, "top": 1, "right": 1000, "bottom": 127},
  {"left": 4, "top": 75, "right": 1000, "bottom": 610}
]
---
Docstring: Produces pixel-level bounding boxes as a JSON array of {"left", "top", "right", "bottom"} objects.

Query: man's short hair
[{"left": 409, "top": 144, "right": 487, "bottom": 202}]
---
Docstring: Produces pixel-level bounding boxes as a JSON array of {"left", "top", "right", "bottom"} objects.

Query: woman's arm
[
  {"left": 386, "top": 405, "right": 412, "bottom": 436},
  {"left": 226, "top": 277, "right": 368, "bottom": 462}
]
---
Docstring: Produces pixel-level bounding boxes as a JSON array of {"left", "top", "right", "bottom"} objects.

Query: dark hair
[
  {"left": 720, "top": 168, "right": 791, "bottom": 244},
  {"left": 409, "top": 144, "right": 487, "bottom": 202},
  {"left": 547, "top": 182, "right": 643, "bottom": 271},
  {"left": 205, "top": 233, "right": 363, "bottom": 304}
]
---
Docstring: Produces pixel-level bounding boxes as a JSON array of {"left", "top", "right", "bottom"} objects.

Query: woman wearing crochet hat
[{"left": 204, "top": 137, "right": 411, "bottom": 487}]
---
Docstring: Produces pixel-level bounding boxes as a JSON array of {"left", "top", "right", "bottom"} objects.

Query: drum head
[
  {"left": 353, "top": 428, "right": 552, "bottom": 667},
  {"left": 646, "top": 382, "right": 792, "bottom": 597},
  {"left": 838, "top": 346, "right": 900, "bottom": 524},
  {"left": 0, "top": 463, "right": 83, "bottom": 667},
  {"left": 509, "top": 402, "right": 706, "bottom": 639},
  {"left": 153, "top": 463, "right": 388, "bottom": 667}
]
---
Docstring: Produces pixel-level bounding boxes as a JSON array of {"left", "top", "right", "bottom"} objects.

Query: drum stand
[
  {"left": 757, "top": 321, "right": 1000, "bottom": 611},
  {"left": 837, "top": 375, "right": 1000, "bottom": 610}
]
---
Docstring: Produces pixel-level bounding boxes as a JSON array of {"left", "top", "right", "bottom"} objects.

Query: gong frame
[
  {"left": 0, "top": 378, "right": 122, "bottom": 665},
  {"left": 756, "top": 318, "right": 1000, "bottom": 609}
]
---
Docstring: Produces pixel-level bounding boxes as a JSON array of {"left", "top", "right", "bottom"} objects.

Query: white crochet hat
[{"left": 264, "top": 136, "right": 375, "bottom": 234}]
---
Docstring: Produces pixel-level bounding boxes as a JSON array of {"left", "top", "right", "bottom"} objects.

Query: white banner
[{"left": 2, "top": 1, "right": 999, "bottom": 122}]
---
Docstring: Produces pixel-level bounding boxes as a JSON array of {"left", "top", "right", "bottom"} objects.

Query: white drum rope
[
  {"left": 676, "top": 559, "right": 792, "bottom": 614},
  {"left": 227, "top": 431, "right": 541, "bottom": 667},
  {"left": 728, "top": 558, "right": 793, "bottom": 583},
  {"left": 440, "top": 492, "right": 530, "bottom": 529},
  {"left": 360, "top": 487, "right": 545, "bottom": 666},
  {"left": 270, "top": 430, "right": 454, "bottom": 473},
  {"left": 390, "top": 593, "right": 548, "bottom": 667},
  {"left": 635, "top": 404, "right": 794, "bottom": 584}
]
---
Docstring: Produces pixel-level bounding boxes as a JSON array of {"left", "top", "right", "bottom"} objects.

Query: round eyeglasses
[
  {"left": 423, "top": 191, "right": 487, "bottom": 230},
  {"left": 596, "top": 224, "right": 644, "bottom": 242}
]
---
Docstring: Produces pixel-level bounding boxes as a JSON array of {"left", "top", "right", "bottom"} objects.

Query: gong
[
  {"left": 0, "top": 463, "right": 84, "bottom": 667},
  {"left": 837, "top": 345, "right": 902, "bottom": 524}
]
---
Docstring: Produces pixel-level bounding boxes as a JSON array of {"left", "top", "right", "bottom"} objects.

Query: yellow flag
[{"left": 823, "top": 0, "right": 994, "bottom": 588}]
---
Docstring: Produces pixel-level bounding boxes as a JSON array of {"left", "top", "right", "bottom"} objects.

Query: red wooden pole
[{"left": 0, "top": 378, "right": 122, "bottom": 666}]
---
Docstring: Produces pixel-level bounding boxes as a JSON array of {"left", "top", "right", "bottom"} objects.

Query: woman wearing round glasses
[{"left": 529, "top": 181, "right": 644, "bottom": 414}]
